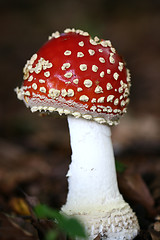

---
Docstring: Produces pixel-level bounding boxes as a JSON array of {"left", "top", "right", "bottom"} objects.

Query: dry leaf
[
  {"left": 9, "top": 197, "right": 31, "bottom": 216},
  {"left": 149, "top": 222, "right": 160, "bottom": 240},
  {"left": 118, "top": 172, "right": 156, "bottom": 217},
  {"left": 0, "top": 212, "right": 38, "bottom": 240}
]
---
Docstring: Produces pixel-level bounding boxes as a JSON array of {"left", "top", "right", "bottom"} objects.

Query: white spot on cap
[
  {"left": 111, "top": 47, "right": 116, "bottom": 53},
  {"left": 83, "top": 31, "right": 89, "bottom": 36},
  {"left": 97, "top": 97, "right": 105, "bottom": 103},
  {"left": 75, "top": 30, "right": 89, "bottom": 36},
  {"left": 84, "top": 79, "right": 93, "bottom": 88},
  {"left": 61, "top": 63, "right": 71, "bottom": 70},
  {"left": 40, "top": 87, "right": 46, "bottom": 93},
  {"left": 120, "top": 95, "right": 123, "bottom": 100},
  {"left": 83, "top": 114, "right": 92, "bottom": 120},
  {"left": 39, "top": 79, "right": 45, "bottom": 83},
  {"left": 91, "top": 98, "right": 96, "bottom": 103},
  {"left": 120, "top": 80, "right": 126, "bottom": 87},
  {"left": 127, "top": 69, "right": 131, "bottom": 82},
  {"left": 123, "top": 108, "right": 127, "bottom": 113},
  {"left": 113, "top": 109, "right": 118, "bottom": 113},
  {"left": 73, "top": 78, "right": 79, "bottom": 84},
  {"left": 49, "top": 88, "right": 60, "bottom": 98},
  {"left": 88, "top": 49, "right": 95, "bottom": 56},
  {"left": 121, "top": 100, "right": 126, "bottom": 107},
  {"left": 80, "top": 64, "right": 87, "bottom": 71},
  {"left": 57, "top": 108, "right": 64, "bottom": 115},
  {"left": 35, "top": 65, "right": 42, "bottom": 74},
  {"left": 46, "top": 62, "right": 53, "bottom": 69},
  {"left": 25, "top": 91, "right": 30, "bottom": 96},
  {"left": 77, "top": 52, "right": 84, "bottom": 57},
  {"left": 64, "top": 109, "right": 71, "bottom": 115},
  {"left": 65, "top": 81, "right": 71, "bottom": 84},
  {"left": 123, "top": 88, "right": 130, "bottom": 97},
  {"left": 64, "top": 50, "right": 72, "bottom": 56},
  {"left": 106, "top": 40, "right": 112, "bottom": 47},
  {"left": 100, "top": 71, "right": 105, "bottom": 78},
  {"left": 77, "top": 87, "right": 83, "bottom": 92},
  {"left": 28, "top": 75, "right": 33, "bottom": 82},
  {"left": 114, "top": 98, "right": 119, "bottom": 105},
  {"left": 67, "top": 89, "right": 74, "bottom": 97},
  {"left": 78, "top": 41, "right": 84, "bottom": 47},
  {"left": 94, "top": 117, "right": 106, "bottom": 124},
  {"left": 98, "top": 49, "right": 103, "bottom": 53},
  {"left": 107, "top": 106, "right": 113, "bottom": 113},
  {"left": 107, "top": 95, "right": 114, "bottom": 102},
  {"left": 101, "top": 106, "right": 112, "bottom": 113},
  {"left": 94, "top": 36, "right": 100, "bottom": 42},
  {"left": 48, "top": 107, "right": 56, "bottom": 112},
  {"left": 64, "top": 28, "right": 72, "bottom": 33},
  {"left": 61, "top": 89, "right": 68, "bottom": 97},
  {"left": 75, "top": 29, "right": 83, "bottom": 34},
  {"left": 79, "top": 95, "right": 89, "bottom": 102},
  {"left": 100, "top": 41, "right": 108, "bottom": 47},
  {"left": 71, "top": 28, "right": 76, "bottom": 32},
  {"left": 118, "top": 62, "right": 124, "bottom": 71},
  {"left": 23, "top": 72, "right": 29, "bottom": 80},
  {"left": 72, "top": 112, "right": 81, "bottom": 118},
  {"left": 44, "top": 71, "right": 50, "bottom": 77},
  {"left": 31, "top": 106, "right": 38, "bottom": 112},
  {"left": 37, "top": 106, "right": 43, "bottom": 111},
  {"left": 113, "top": 72, "right": 119, "bottom": 80},
  {"left": 92, "top": 65, "right": 98, "bottom": 72},
  {"left": 32, "top": 83, "right": 37, "bottom": 90},
  {"left": 99, "top": 57, "right": 105, "bottom": 63},
  {"left": 107, "top": 69, "right": 111, "bottom": 74},
  {"left": 89, "top": 39, "right": 97, "bottom": 45},
  {"left": 48, "top": 31, "right": 60, "bottom": 40},
  {"left": 64, "top": 72, "right": 73, "bottom": 78},
  {"left": 119, "top": 87, "right": 123, "bottom": 93},
  {"left": 90, "top": 106, "right": 97, "bottom": 111},
  {"left": 126, "top": 98, "right": 130, "bottom": 105},
  {"left": 32, "top": 62, "right": 43, "bottom": 74},
  {"left": 30, "top": 53, "right": 38, "bottom": 62},
  {"left": 109, "top": 53, "right": 115, "bottom": 64},
  {"left": 95, "top": 85, "right": 103, "bottom": 93}
]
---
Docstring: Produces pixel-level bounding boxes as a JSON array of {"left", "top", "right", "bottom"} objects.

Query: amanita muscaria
[{"left": 16, "top": 28, "right": 139, "bottom": 239}]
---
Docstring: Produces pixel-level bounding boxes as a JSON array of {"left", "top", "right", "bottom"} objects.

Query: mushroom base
[{"left": 65, "top": 203, "right": 139, "bottom": 240}]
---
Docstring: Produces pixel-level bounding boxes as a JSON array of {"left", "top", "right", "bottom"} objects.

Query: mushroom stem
[
  {"left": 62, "top": 116, "right": 139, "bottom": 239},
  {"left": 64, "top": 116, "right": 123, "bottom": 210}
]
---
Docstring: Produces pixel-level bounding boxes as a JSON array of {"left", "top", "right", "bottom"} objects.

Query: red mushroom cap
[{"left": 16, "top": 28, "right": 131, "bottom": 125}]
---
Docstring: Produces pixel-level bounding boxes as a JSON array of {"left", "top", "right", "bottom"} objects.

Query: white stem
[
  {"left": 62, "top": 116, "right": 125, "bottom": 215},
  {"left": 61, "top": 116, "right": 139, "bottom": 239}
]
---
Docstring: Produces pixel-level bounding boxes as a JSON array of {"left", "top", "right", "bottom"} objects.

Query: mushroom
[{"left": 15, "top": 28, "right": 139, "bottom": 239}]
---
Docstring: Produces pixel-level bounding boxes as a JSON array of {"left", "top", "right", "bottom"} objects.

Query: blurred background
[{"left": 0, "top": 0, "right": 160, "bottom": 236}]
